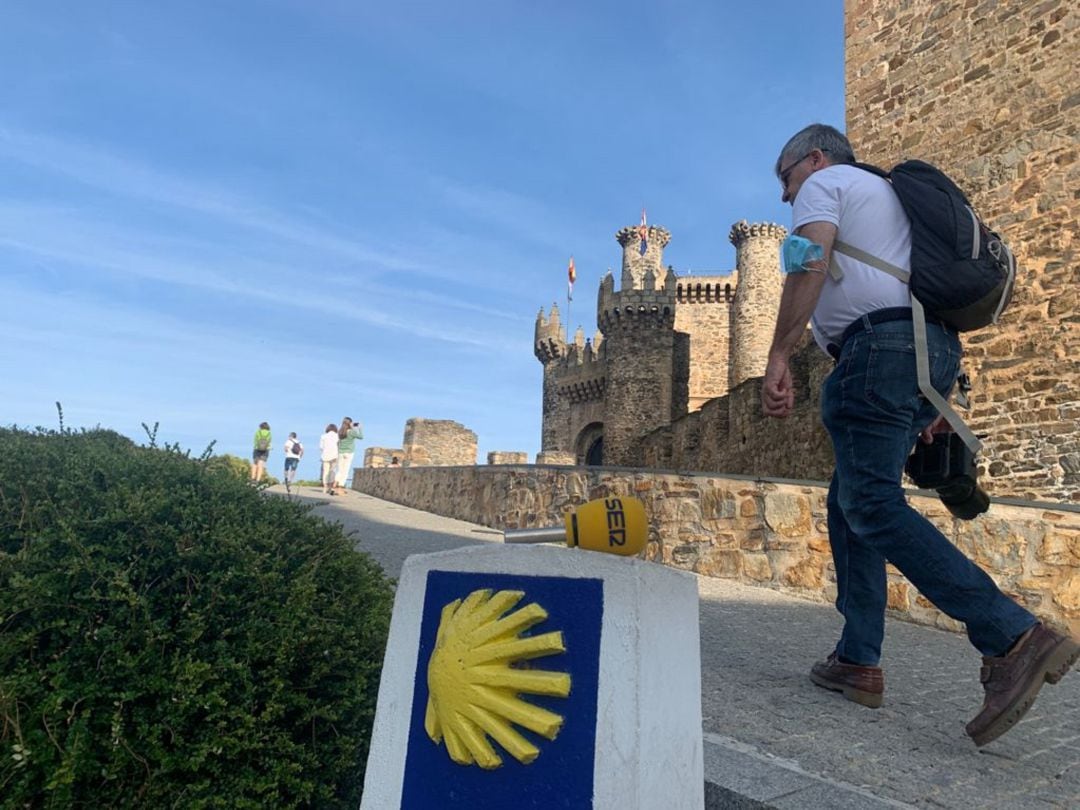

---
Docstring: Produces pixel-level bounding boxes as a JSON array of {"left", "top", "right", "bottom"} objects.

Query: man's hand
[
  {"left": 762, "top": 354, "right": 795, "bottom": 418},
  {"left": 919, "top": 414, "right": 949, "bottom": 444}
]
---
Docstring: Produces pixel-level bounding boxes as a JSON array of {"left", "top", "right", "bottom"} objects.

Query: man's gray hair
[{"left": 775, "top": 124, "right": 856, "bottom": 176}]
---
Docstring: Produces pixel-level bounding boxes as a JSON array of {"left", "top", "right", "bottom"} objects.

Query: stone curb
[{"left": 703, "top": 732, "right": 915, "bottom": 809}]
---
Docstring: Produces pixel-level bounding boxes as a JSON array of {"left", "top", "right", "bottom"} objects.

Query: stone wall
[
  {"left": 674, "top": 277, "right": 735, "bottom": 412},
  {"left": 352, "top": 465, "right": 1080, "bottom": 635},
  {"left": 363, "top": 446, "right": 405, "bottom": 468},
  {"left": 536, "top": 451, "right": 576, "bottom": 465},
  {"left": 487, "top": 451, "right": 528, "bottom": 465},
  {"left": 643, "top": 337, "right": 835, "bottom": 480},
  {"left": 401, "top": 418, "right": 477, "bottom": 467},
  {"left": 846, "top": 0, "right": 1079, "bottom": 502}
]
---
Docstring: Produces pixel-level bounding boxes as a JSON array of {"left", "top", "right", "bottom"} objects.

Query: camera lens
[{"left": 939, "top": 480, "right": 991, "bottom": 520}]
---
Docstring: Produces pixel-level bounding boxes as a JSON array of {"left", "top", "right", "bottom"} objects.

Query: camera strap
[{"left": 911, "top": 296, "right": 982, "bottom": 454}]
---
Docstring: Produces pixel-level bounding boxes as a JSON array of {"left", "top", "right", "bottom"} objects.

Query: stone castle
[
  {"left": 535, "top": 0, "right": 1078, "bottom": 504},
  {"left": 356, "top": 0, "right": 1079, "bottom": 632},
  {"left": 534, "top": 221, "right": 788, "bottom": 469}
]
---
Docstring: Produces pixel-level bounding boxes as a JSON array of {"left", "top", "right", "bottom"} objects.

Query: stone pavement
[{"left": 272, "top": 485, "right": 1080, "bottom": 809}]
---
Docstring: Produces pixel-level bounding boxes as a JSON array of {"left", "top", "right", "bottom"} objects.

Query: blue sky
[{"left": 1, "top": 1, "right": 844, "bottom": 481}]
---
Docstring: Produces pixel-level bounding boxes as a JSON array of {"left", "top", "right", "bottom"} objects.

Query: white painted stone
[{"left": 360, "top": 544, "right": 703, "bottom": 809}]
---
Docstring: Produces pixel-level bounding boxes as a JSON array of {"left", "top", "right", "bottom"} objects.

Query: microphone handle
[{"left": 503, "top": 526, "right": 566, "bottom": 544}]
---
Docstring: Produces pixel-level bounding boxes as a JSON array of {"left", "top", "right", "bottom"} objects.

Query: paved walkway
[{"left": 272, "top": 485, "right": 1080, "bottom": 809}]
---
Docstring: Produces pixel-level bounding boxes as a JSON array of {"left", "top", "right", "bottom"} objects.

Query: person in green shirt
[
  {"left": 250, "top": 422, "right": 272, "bottom": 482},
  {"left": 334, "top": 416, "right": 363, "bottom": 494}
]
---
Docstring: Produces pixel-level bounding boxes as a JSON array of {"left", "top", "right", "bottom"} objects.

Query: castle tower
[
  {"left": 534, "top": 304, "right": 572, "bottom": 454},
  {"left": 728, "top": 221, "right": 787, "bottom": 387},
  {"left": 596, "top": 230, "right": 686, "bottom": 466},
  {"left": 615, "top": 225, "right": 673, "bottom": 290}
]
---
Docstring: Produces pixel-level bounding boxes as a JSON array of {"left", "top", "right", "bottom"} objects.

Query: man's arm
[{"left": 761, "top": 220, "right": 837, "bottom": 418}]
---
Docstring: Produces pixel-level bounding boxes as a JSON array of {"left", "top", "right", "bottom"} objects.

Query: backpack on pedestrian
[
  {"left": 256, "top": 434, "right": 271, "bottom": 452},
  {"left": 830, "top": 159, "right": 1018, "bottom": 453}
]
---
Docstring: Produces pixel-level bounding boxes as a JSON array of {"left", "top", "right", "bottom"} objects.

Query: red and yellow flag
[{"left": 567, "top": 256, "right": 576, "bottom": 301}]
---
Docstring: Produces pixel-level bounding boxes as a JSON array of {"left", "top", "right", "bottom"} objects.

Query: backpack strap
[
  {"left": 831, "top": 239, "right": 910, "bottom": 283},
  {"left": 831, "top": 241, "right": 982, "bottom": 455}
]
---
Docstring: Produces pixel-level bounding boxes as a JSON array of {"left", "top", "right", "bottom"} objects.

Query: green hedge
[
  {"left": 0, "top": 427, "right": 394, "bottom": 808},
  {"left": 205, "top": 452, "right": 280, "bottom": 486}
]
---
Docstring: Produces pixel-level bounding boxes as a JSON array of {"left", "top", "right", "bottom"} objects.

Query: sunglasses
[{"left": 779, "top": 149, "right": 828, "bottom": 189}]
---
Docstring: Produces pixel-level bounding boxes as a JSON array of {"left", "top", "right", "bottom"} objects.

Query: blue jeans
[{"left": 821, "top": 316, "right": 1035, "bottom": 665}]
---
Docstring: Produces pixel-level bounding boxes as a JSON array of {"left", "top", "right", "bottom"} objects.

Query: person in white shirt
[
  {"left": 762, "top": 123, "right": 1070, "bottom": 747},
  {"left": 318, "top": 424, "right": 339, "bottom": 496},
  {"left": 283, "top": 432, "right": 303, "bottom": 493}
]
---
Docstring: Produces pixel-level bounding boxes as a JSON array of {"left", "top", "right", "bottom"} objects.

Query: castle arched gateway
[{"left": 575, "top": 422, "right": 604, "bottom": 466}]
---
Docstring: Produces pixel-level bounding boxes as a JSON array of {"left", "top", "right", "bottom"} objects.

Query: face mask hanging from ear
[{"left": 780, "top": 234, "right": 825, "bottom": 274}]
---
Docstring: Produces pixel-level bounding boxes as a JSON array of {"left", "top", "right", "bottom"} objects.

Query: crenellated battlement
[
  {"left": 728, "top": 220, "right": 788, "bottom": 246},
  {"left": 676, "top": 274, "right": 738, "bottom": 304},
  {"left": 616, "top": 224, "right": 672, "bottom": 251},
  {"left": 544, "top": 327, "right": 609, "bottom": 406},
  {"left": 615, "top": 224, "right": 673, "bottom": 290},
  {"left": 597, "top": 268, "right": 678, "bottom": 333},
  {"left": 541, "top": 322, "right": 607, "bottom": 373},
  {"left": 534, "top": 303, "right": 567, "bottom": 364}
]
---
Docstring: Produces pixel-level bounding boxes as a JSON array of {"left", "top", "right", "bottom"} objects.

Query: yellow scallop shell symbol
[{"left": 424, "top": 588, "right": 571, "bottom": 769}]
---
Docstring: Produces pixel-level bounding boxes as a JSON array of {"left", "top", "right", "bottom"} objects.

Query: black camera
[{"left": 904, "top": 432, "right": 990, "bottom": 520}]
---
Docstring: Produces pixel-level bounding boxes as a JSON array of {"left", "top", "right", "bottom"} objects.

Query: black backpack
[
  {"left": 831, "top": 160, "right": 1018, "bottom": 455},
  {"left": 836, "top": 160, "right": 1017, "bottom": 332}
]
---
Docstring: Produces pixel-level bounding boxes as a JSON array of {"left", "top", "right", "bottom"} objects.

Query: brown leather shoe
[
  {"left": 810, "top": 652, "right": 884, "bottom": 708},
  {"left": 966, "top": 622, "right": 1080, "bottom": 747}
]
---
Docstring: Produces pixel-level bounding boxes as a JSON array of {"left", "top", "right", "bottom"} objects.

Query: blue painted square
[{"left": 400, "top": 570, "right": 604, "bottom": 809}]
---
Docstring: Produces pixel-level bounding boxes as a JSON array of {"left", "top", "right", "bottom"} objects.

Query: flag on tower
[
  {"left": 638, "top": 208, "right": 648, "bottom": 256},
  {"left": 567, "top": 256, "right": 576, "bottom": 301}
]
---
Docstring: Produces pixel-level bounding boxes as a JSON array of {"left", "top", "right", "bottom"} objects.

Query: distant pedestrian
[
  {"left": 390, "top": 455, "right": 401, "bottom": 468},
  {"left": 335, "top": 416, "right": 363, "bottom": 494},
  {"left": 319, "top": 424, "right": 339, "bottom": 496},
  {"left": 251, "top": 422, "right": 272, "bottom": 482},
  {"left": 283, "top": 432, "right": 303, "bottom": 493}
]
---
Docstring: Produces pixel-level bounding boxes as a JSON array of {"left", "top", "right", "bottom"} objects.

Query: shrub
[
  {"left": 206, "top": 452, "right": 280, "bottom": 486},
  {"left": 0, "top": 427, "right": 394, "bottom": 808}
]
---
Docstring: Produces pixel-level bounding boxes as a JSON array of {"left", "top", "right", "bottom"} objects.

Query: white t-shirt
[
  {"left": 284, "top": 438, "right": 303, "bottom": 458},
  {"left": 319, "top": 432, "right": 339, "bottom": 461},
  {"left": 792, "top": 164, "right": 912, "bottom": 351}
]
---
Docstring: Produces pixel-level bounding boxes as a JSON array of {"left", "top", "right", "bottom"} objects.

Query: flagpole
[
  {"left": 566, "top": 255, "right": 575, "bottom": 342},
  {"left": 567, "top": 279, "right": 572, "bottom": 341}
]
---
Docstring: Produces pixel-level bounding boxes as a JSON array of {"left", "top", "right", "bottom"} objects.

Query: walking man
[
  {"left": 762, "top": 123, "right": 1078, "bottom": 745},
  {"left": 283, "top": 432, "right": 303, "bottom": 493}
]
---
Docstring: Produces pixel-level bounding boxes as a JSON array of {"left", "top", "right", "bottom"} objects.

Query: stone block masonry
[
  {"left": 352, "top": 465, "right": 1080, "bottom": 636},
  {"left": 846, "top": 0, "right": 1079, "bottom": 501},
  {"left": 364, "top": 446, "right": 405, "bottom": 468},
  {"left": 401, "top": 418, "right": 477, "bottom": 467},
  {"left": 487, "top": 451, "right": 528, "bottom": 465}
]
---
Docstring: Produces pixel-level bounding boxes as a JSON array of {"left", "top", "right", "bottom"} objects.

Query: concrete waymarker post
[{"left": 360, "top": 543, "right": 703, "bottom": 809}]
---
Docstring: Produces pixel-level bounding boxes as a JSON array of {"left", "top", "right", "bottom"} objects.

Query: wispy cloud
[
  {"left": 0, "top": 202, "right": 531, "bottom": 351},
  {"left": 0, "top": 126, "right": 422, "bottom": 272}
]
